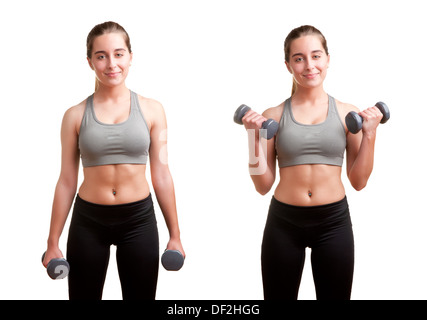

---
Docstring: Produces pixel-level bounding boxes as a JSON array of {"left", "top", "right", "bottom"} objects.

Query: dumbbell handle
[
  {"left": 234, "top": 104, "right": 279, "bottom": 140},
  {"left": 345, "top": 101, "right": 390, "bottom": 134}
]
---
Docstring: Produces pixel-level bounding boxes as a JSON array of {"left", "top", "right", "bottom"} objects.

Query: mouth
[
  {"left": 303, "top": 73, "right": 319, "bottom": 79},
  {"left": 105, "top": 72, "right": 121, "bottom": 78}
]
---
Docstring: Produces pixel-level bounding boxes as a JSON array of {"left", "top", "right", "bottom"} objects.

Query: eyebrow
[
  {"left": 94, "top": 48, "right": 127, "bottom": 55},
  {"left": 291, "top": 50, "right": 324, "bottom": 58}
]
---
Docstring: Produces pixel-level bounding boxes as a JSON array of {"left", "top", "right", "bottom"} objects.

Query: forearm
[
  {"left": 152, "top": 168, "right": 180, "bottom": 239},
  {"left": 47, "top": 181, "right": 76, "bottom": 248},
  {"left": 247, "top": 129, "right": 275, "bottom": 195},
  {"left": 348, "top": 131, "right": 376, "bottom": 190}
]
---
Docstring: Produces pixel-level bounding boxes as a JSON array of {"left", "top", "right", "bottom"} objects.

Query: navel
[
  {"left": 308, "top": 190, "right": 312, "bottom": 197},
  {"left": 112, "top": 188, "right": 117, "bottom": 196}
]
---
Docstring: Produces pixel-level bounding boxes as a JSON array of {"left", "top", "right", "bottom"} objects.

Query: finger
[
  {"left": 243, "top": 112, "right": 267, "bottom": 127},
  {"left": 360, "top": 108, "right": 381, "bottom": 121},
  {"left": 242, "top": 110, "right": 259, "bottom": 122}
]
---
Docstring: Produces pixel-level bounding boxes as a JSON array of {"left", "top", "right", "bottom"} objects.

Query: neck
[
  {"left": 292, "top": 85, "right": 328, "bottom": 105},
  {"left": 95, "top": 83, "right": 129, "bottom": 101}
]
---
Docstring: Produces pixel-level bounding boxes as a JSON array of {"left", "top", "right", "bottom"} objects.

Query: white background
[{"left": 0, "top": 0, "right": 426, "bottom": 300}]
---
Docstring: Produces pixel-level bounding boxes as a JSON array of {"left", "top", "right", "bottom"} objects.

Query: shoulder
[
  {"left": 334, "top": 97, "right": 360, "bottom": 114},
  {"left": 65, "top": 99, "right": 86, "bottom": 116},
  {"left": 62, "top": 99, "right": 86, "bottom": 130},
  {"left": 137, "top": 93, "right": 164, "bottom": 114},
  {"left": 262, "top": 101, "right": 285, "bottom": 122},
  {"left": 136, "top": 93, "right": 166, "bottom": 129}
]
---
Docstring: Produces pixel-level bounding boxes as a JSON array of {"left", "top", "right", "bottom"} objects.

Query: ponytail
[{"left": 291, "top": 78, "right": 297, "bottom": 96}]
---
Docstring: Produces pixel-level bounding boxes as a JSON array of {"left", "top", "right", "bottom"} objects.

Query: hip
[
  {"left": 71, "top": 193, "right": 156, "bottom": 229},
  {"left": 266, "top": 195, "right": 351, "bottom": 230}
]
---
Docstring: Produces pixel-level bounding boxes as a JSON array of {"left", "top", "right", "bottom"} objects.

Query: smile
[
  {"left": 303, "top": 73, "right": 319, "bottom": 79},
  {"left": 105, "top": 72, "right": 121, "bottom": 77}
]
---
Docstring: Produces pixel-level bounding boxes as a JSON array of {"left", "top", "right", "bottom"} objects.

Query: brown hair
[
  {"left": 86, "top": 21, "right": 132, "bottom": 91},
  {"left": 284, "top": 25, "right": 329, "bottom": 95}
]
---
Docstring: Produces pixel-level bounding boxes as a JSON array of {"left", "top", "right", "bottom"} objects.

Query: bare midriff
[
  {"left": 274, "top": 164, "right": 345, "bottom": 206},
  {"left": 78, "top": 164, "right": 150, "bottom": 205}
]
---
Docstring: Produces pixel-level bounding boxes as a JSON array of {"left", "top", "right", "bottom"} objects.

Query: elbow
[
  {"left": 353, "top": 183, "right": 366, "bottom": 192},
  {"left": 57, "top": 174, "right": 78, "bottom": 194},
  {"left": 255, "top": 185, "right": 272, "bottom": 196},
  {"left": 350, "top": 179, "right": 367, "bottom": 191},
  {"left": 348, "top": 169, "right": 370, "bottom": 192},
  {"left": 250, "top": 166, "right": 275, "bottom": 195}
]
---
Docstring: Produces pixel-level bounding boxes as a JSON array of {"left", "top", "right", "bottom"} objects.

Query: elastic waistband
[
  {"left": 269, "top": 196, "right": 349, "bottom": 227},
  {"left": 73, "top": 193, "right": 154, "bottom": 223}
]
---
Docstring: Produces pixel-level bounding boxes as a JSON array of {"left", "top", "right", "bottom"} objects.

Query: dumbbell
[
  {"left": 41, "top": 252, "right": 70, "bottom": 280},
  {"left": 345, "top": 101, "right": 390, "bottom": 134},
  {"left": 234, "top": 104, "right": 279, "bottom": 140},
  {"left": 161, "top": 250, "right": 184, "bottom": 271}
]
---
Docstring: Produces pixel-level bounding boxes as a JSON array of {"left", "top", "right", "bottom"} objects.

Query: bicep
[
  {"left": 58, "top": 109, "right": 80, "bottom": 186},
  {"left": 148, "top": 102, "right": 169, "bottom": 175},
  {"left": 262, "top": 108, "right": 279, "bottom": 181},
  {"left": 345, "top": 131, "right": 362, "bottom": 176},
  {"left": 266, "top": 138, "right": 277, "bottom": 176}
]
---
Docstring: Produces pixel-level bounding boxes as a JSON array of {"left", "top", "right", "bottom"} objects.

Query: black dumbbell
[
  {"left": 345, "top": 102, "right": 390, "bottom": 134},
  {"left": 161, "top": 250, "right": 184, "bottom": 271},
  {"left": 41, "top": 252, "right": 70, "bottom": 280},
  {"left": 234, "top": 104, "right": 279, "bottom": 140}
]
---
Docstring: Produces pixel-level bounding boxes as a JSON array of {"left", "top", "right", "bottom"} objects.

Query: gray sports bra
[
  {"left": 79, "top": 91, "right": 150, "bottom": 167},
  {"left": 275, "top": 95, "right": 346, "bottom": 168}
]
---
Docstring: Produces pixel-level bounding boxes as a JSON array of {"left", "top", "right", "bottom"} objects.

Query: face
[
  {"left": 285, "top": 35, "right": 330, "bottom": 90},
  {"left": 87, "top": 32, "right": 133, "bottom": 89}
]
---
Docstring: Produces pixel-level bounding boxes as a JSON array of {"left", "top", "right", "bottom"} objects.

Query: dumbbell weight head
[
  {"left": 375, "top": 101, "right": 390, "bottom": 124},
  {"left": 42, "top": 252, "right": 70, "bottom": 280},
  {"left": 345, "top": 111, "right": 363, "bottom": 134},
  {"left": 261, "top": 119, "right": 279, "bottom": 140},
  {"left": 234, "top": 104, "right": 251, "bottom": 125},
  {"left": 161, "top": 250, "right": 184, "bottom": 271}
]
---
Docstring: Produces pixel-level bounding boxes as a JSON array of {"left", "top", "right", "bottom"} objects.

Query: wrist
[
  {"left": 168, "top": 228, "right": 181, "bottom": 240},
  {"left": 47, "top": 237, "right": 60, "bottom": 248},
  {"left": 362, "top": 129, "right": 377, "bottom": 141}
]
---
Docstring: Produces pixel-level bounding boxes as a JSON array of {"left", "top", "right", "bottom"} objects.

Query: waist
[
  {"left": 79, "top": 164, "right": 150, "bottom": 205},
  {"left": 274, "top": 164, "right": 345, "bottom": 206},
  {"left": 269, "top": 195, "right": 349, "bottom": 228},
  {"left": 73, "top": 193, "right": 154, "bottom": 224}
]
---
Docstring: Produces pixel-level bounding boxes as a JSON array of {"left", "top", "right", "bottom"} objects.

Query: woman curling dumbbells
[
  {"left": 239, "top": 25, "right": 387, "bottom": 300},
  {"left": 43, "top": 21, "right": 185, "bottom": 300}
]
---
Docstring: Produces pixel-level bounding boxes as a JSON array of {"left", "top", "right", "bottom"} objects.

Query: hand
[
  {"left": 42, "top": 247, "right": 64, "bottom": 268},
  {"left": 241, "top": 110, "right": 267, "bottom": 132},
  {"left": 360, "top": 106, "right": 383, "bottom": 135},
  {"left": 166, "top": 238, "right": 185, "bottom": 259}
]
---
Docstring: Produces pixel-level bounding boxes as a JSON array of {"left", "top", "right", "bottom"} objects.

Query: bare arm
[
  {"left": 44, "top": 107, "right": 80, "bottom": 266},
  {"left": 242, "top": 106, "right": 281, "bottom": 195},
  {"left": 148, "top": 100, "right": 184, "bottom": 256},
  {"left": 346, "top": 105, "right": 383, "bottom": 190}
]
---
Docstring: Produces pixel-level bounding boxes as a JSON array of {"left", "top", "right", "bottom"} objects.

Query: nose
[
  {"left": 306, "top": 58, "right": 315, "bottom": 70},
  {"left": 107, "top": 55, "right": 117, "bottom": 69}
]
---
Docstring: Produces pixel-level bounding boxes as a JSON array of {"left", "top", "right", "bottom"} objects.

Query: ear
[
  {"left": 87, "top": 57, "right": 94, "bottom": 70},
  {"left": 284, "top": 60, "right": 293, "bottom": 74},
  {"left": 327, "top": 54, "right": 330, "bottom": 68},
  {"left": 129, "top": 52, "right": 133, "bottom": 66}
]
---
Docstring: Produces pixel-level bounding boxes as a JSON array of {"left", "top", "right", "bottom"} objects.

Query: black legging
[
  {"left": 261, "top": 196, "right": 354, "bottom": 300},
  {"left": 66, "top": 194, "right": 159, "bottom": 300}
]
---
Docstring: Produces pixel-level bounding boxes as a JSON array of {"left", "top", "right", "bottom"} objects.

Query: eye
[
  {"left": 115, "top": 53, "right": 124, "bottom": 58},
  {"left": 96, "top": 55, "right": 105, "bottom": 60},
  {"left": 313, "top": 55, "right": 321, "bottom": 59},
  {"left": 295, "top": 57, "right": 303, "bottom": 62}
]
